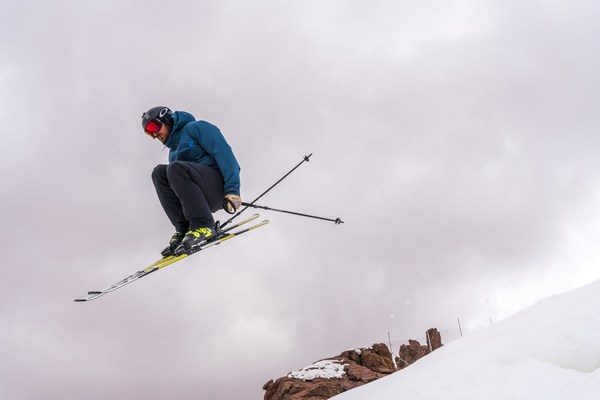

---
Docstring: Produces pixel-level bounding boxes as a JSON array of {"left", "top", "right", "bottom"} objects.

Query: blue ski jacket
[{"left": 164, "top": 111, "right": 241, "bottom": 195}]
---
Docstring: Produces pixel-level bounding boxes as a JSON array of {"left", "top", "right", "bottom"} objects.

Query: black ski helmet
[{"left": 141, "top": 106, "right": 174, "bottom": 131}]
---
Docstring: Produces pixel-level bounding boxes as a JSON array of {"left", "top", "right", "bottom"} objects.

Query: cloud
[{"left": 2, "top": 1, "right": 600, "bottom": 399}]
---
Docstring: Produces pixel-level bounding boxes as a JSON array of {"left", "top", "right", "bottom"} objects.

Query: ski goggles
[{"left": 144, "top": 119, "right": 162, "bottom": 137}]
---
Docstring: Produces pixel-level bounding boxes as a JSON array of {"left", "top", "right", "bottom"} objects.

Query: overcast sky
[{"left": 2, "top": 0, "right": 600, "bottom": 399}]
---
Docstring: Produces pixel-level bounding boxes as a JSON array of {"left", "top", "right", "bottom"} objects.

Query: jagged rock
[
  {"left": 344, "top": 361, "right": 386, "bottom": 382},
  {"left": 426, "top": 328, "right": 443, "bottom": 351},
  {"left": 340, "top": 343, "right": 396, "bottom": 374},
  {"left": 396, "top": 339, "right": 429, "bottom": 369},
  {"left": 263, "top": 377, "right": 349, "bottom": 400},
  {"left": 396, "top": 328, "right": 443, "bottom": 370}
]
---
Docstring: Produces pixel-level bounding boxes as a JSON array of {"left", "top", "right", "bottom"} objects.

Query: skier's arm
[{"left": 190, "top": 121, "right": 241, "bottom": 195}]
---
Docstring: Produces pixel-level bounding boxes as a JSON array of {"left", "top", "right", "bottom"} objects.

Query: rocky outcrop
[
  {"left": 427, "top": 327, "right": 443, "bottom": 351},
  {"left": 339, "top": 343, "right": 397, "bottom": 375},
  {"left": 264, "top": 329, "right": 443, "bottom": 400},
  {"left": 396, "top": 328, "right": 443, "bottom": 370},
  {"left": 263, "top": 343, "right": 395, "bottom": 400}
]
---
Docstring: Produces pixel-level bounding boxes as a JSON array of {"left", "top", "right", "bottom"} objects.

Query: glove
[{"left": 224, "top": 194, "right": 242, "bottom": 213}]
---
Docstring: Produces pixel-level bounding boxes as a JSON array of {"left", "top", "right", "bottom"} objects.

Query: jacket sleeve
[{"left": 189, "top": 121, "right": 241, "bottom": 195}]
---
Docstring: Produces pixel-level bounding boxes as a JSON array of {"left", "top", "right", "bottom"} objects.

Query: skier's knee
[
  {"left": 166, "top": 161, "right": 188, "bottom": 179},
  {"left": 151, "top": 164, "right": 168, "bottom": 183}
]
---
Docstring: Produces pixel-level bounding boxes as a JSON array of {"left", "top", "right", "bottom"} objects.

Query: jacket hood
[{"left": 164, "top": 111, "right": 196, "bottom": 149}]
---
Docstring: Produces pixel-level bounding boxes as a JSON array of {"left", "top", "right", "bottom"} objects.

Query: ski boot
[
  {"left": 161, "top": 232, "right": 185, "bottom": 257},
  {"left": 174, "top": 226, "right": 216, "bottom": 255}
]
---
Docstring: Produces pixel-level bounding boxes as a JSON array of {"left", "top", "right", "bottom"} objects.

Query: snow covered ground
[{"left": 333, "top": 279, "right": 600, "bottom": 400}]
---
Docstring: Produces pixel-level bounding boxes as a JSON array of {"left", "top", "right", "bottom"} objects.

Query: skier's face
[
  {"left": 145, "top": 122, "right": 170, "bottom": 143},
  {"left": 154, "top": 123, "right": 170, "bottom": 144}
]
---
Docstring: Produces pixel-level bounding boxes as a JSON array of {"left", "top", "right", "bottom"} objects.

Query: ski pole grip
[{"left": 223, "top": 198, "right": 239, "bottom": 214}]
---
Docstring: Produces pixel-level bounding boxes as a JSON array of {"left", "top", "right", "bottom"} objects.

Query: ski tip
[
  {"left": 74, "top": 299, "right": 87, "bottom": 302},
  {"left": 88, "top": 291, "right": 102, "bottom": 295}
]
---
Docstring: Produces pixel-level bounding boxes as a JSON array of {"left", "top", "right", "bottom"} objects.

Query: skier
[{"left": 141, "top": 106, "right": 242, "bottom": 256}]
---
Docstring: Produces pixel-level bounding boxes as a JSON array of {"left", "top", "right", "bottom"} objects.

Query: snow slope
[{"left": 333, "top": 279, "right": 600, "bottom": 400}]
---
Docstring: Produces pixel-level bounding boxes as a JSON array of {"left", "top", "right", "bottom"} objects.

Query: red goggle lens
[{"left": 145, "top": 120, "right": 162, "bottom": 134}]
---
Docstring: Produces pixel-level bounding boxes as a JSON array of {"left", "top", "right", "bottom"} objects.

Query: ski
[{"left": 75, "top": 214, "right": 267, "bottom": 302}]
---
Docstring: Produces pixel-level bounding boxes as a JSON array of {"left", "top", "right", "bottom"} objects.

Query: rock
[
  {"left": 264, "top": 329, "right": 444, "bottom": 400},
  {"left": 396, "top": 339, "right": 429, "bottom": 369},
  {"left": 396, "top": 328, "right": 443, "bottom": 370},
  {"left": 263, "top": 344, "right": 395, "bottom": 400},
  {"left": 362, "top": 343, "right": 396, "bottom": 374},
  {"left": 427, "top": 328, "right": 443, "bottom": 351}
]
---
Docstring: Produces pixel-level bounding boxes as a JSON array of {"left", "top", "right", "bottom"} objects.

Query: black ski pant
[{"left": 152, "top": 161, "right": 225, "bottom": 233}]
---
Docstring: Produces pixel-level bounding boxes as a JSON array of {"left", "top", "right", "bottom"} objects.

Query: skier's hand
[{"left": 224, "top": 194, "right": 242, "bottom": 213}]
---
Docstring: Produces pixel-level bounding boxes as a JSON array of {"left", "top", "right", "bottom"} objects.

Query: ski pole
[
  {"left": 239, "top": 202, "right": 344, "bottom": 225},
  {"left": 220, "top": 154, "right": 313, "bottom": 228}
]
